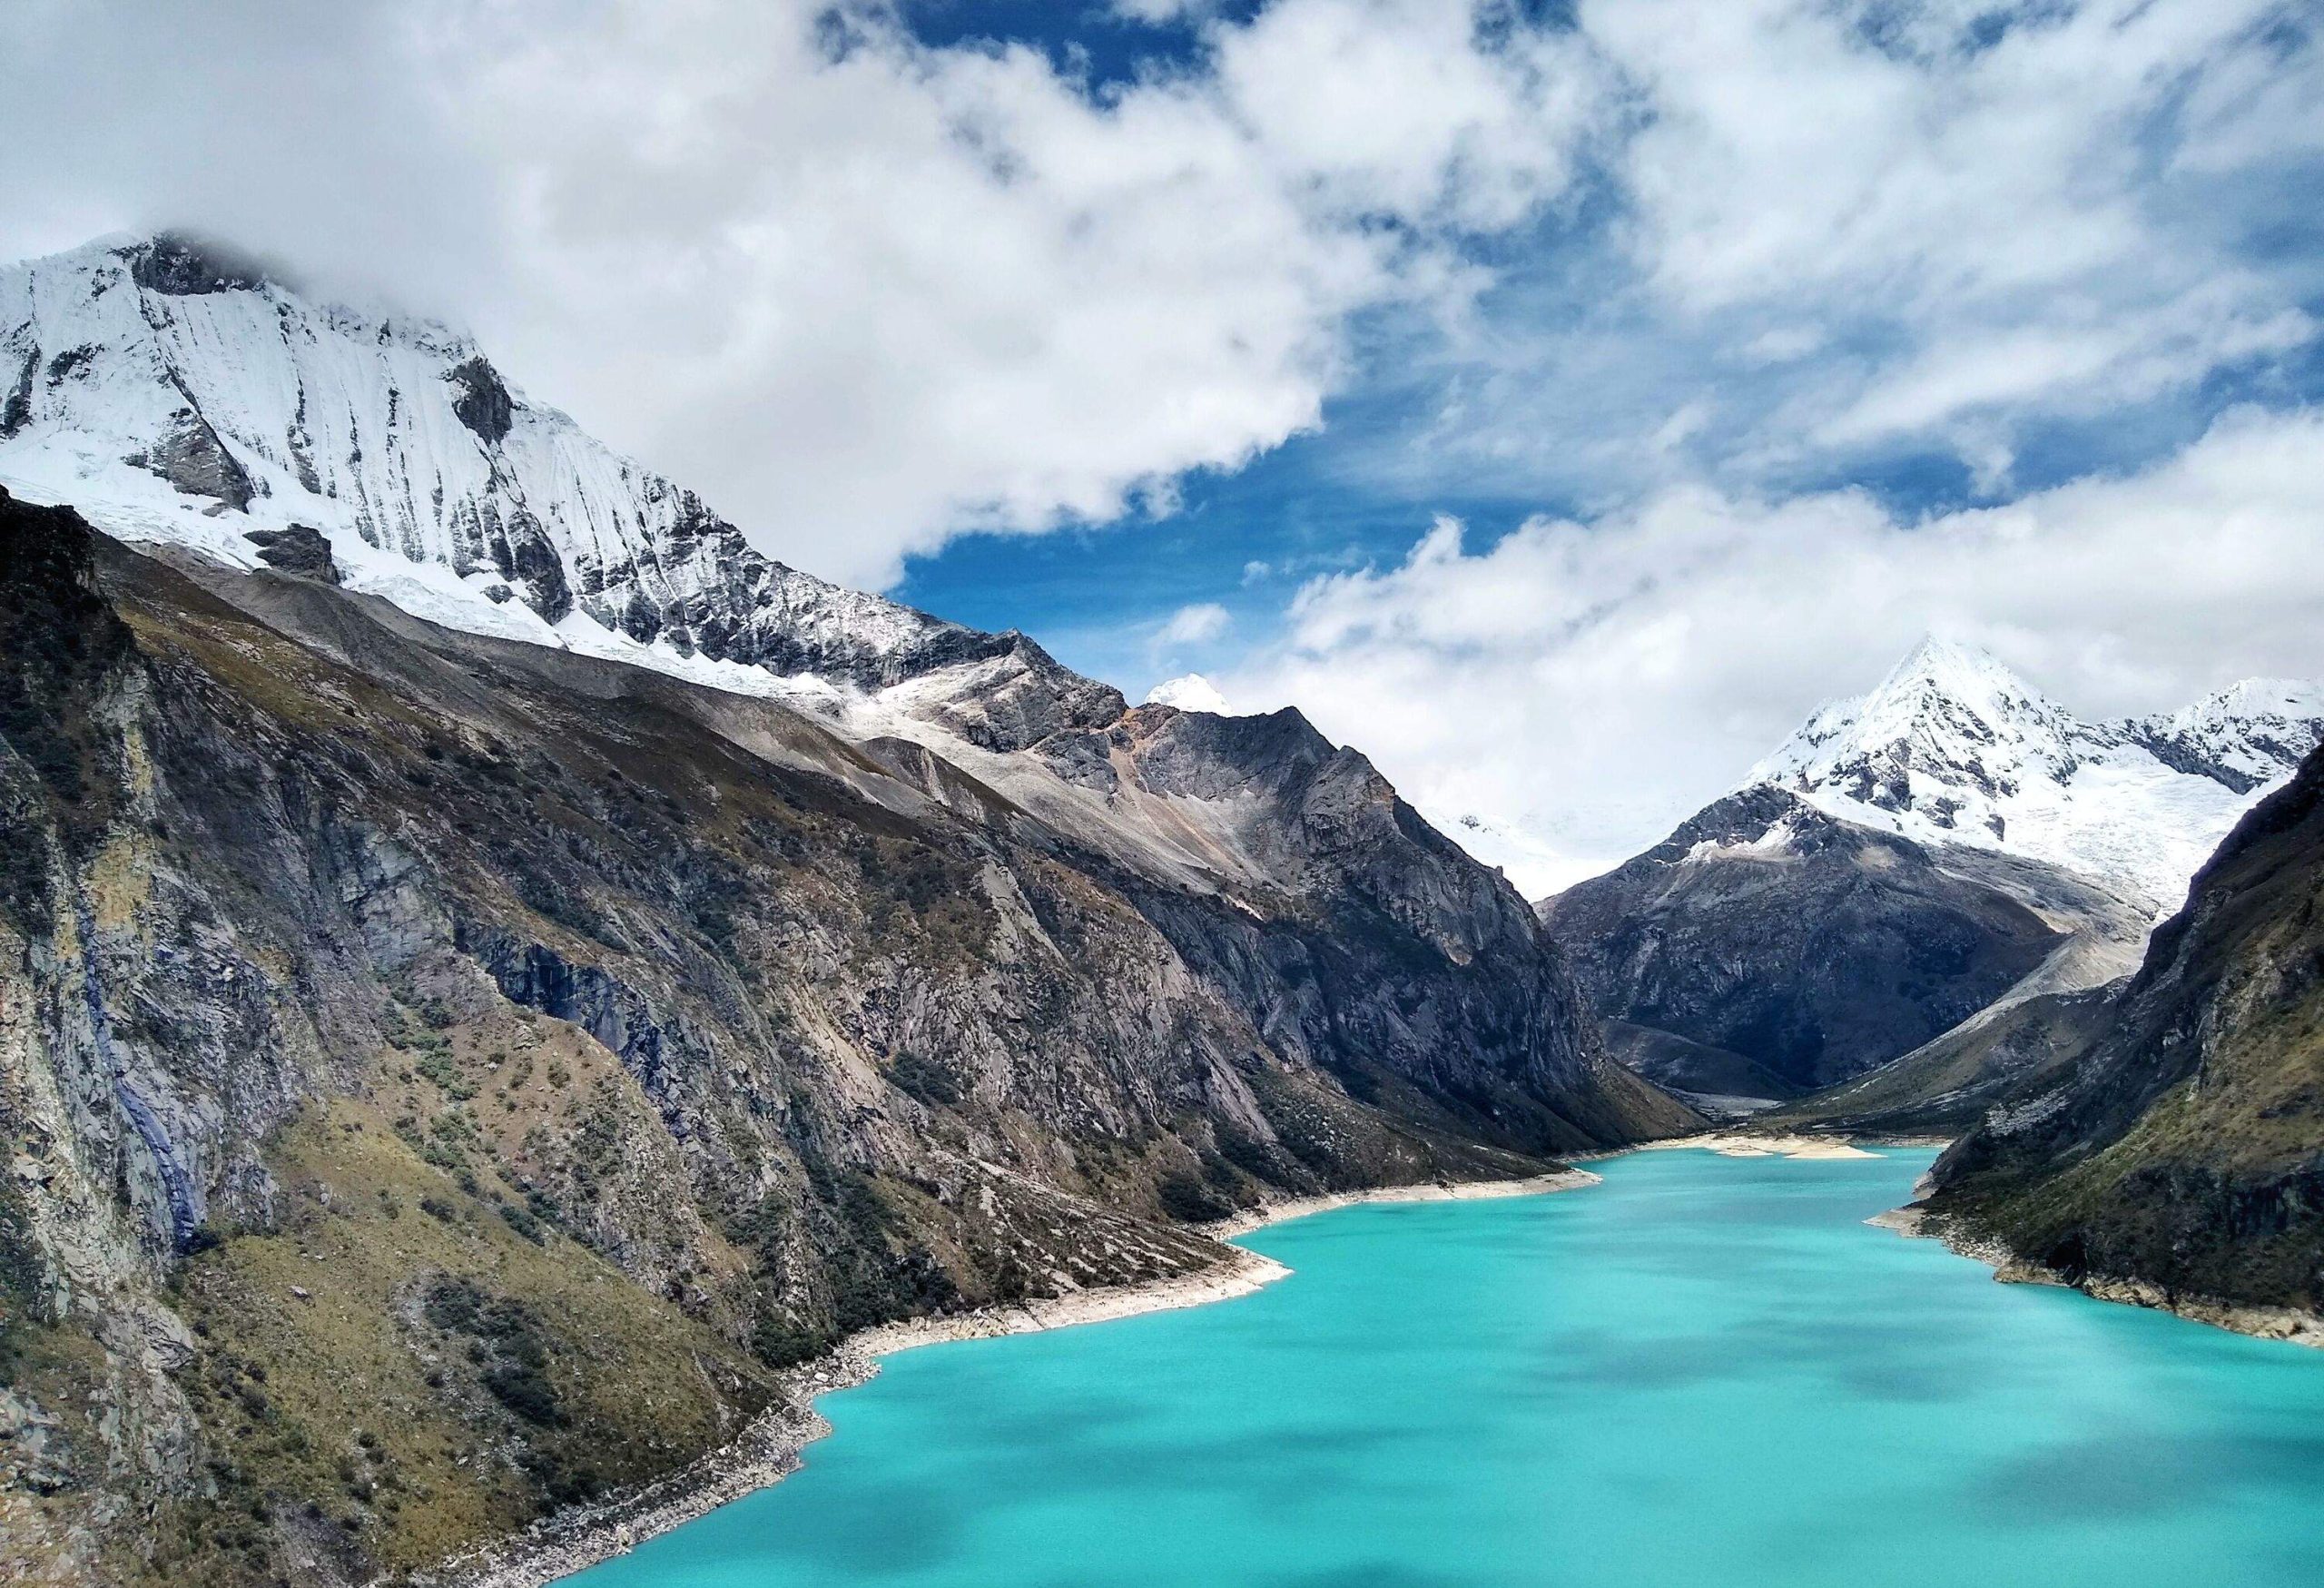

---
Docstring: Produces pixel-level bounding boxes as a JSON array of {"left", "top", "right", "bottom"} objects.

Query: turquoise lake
[{"left": 572, "top": 1148, "right": 2324, "bottom": 1587}]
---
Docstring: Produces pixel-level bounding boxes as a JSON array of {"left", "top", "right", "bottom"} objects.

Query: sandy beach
[
  {"left": 1204, "top": 1168, "right": 1602, "bottom": 1238},
  {"left": 1635, "top": 1131, "right": 1878, "bottom": 1160}
]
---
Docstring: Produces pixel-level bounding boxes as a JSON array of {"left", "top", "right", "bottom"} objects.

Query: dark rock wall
[{"left": 1541, "top": 787, "right": 2063, "bottom": 1091}]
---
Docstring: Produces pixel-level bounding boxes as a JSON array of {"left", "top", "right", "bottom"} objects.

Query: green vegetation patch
[{"left": 153, "top": 1102, "right": 781, "bottom": 1586}]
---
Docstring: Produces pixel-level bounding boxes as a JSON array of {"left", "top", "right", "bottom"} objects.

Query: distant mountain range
[{"left": 1541, "top": 636, "right": 2324, "bottom": 1108}]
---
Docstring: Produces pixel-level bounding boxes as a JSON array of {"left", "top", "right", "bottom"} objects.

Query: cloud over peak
[
  {"left": 1229, "top": 404, "right": 2324, "bottom": 894},
  {"left": 2, "top": 0, "right": 1614, "bottom": 587}
]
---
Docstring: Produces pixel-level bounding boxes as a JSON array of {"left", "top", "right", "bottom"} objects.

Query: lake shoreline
[
  {"left": 431, "top": 1169, "right": 1600, "bottom": 1588},
  {"left": 1203, "top": 1166, "right": 1601, "bottom": 1238},
  {"left": 1627, "top": 1130, "right": 1880, "bottom": 1160},
  {"left": 1872, "top": 1204, "right": 2324, "bottom": 1350}
]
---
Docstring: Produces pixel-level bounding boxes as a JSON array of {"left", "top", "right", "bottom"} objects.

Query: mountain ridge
[
  {"left": 1748, "top": 634, "right": 2324, "bottom": 912},
  {"left": 1916, "top": 735, "right": 2324, "bottom": 1336},
  {"left": 0, "top": 484, "right": 1694, "bottom": 1584},
  {"left": 0, "top": 232, "right": 1139, "bottom": 755},
  {"left": 0, "top": 231, "right": 1704, "bottom": 1585},
  {"left": 1541, "top": 636, "right": 2320, "bottom": 1110}
]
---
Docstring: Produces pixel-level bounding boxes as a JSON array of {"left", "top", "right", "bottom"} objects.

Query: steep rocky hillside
[
  {"left": 0, "top": 489, "right": 1691, "bottom": 1586},
  {"left": 1919, "top": 741, "right": 2324, "bottom": 1328},
  {"left": 1537, "top": 785, "right": 2116, "bottom": 1098},
  {"left": 1762, "top": 984, "right": 2121, "bottom": 1139}
]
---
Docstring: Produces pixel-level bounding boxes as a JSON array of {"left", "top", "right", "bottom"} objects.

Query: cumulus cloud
[
  {"left": 3, "top": 0, "right": 2312, "bottom": 592},
  {"left": 1222, "top": 407, "right": 2324, "bottom": 895},
  {"left": 3, "top": 0, "right": 2318, "bottom": 871},
  {"left": 1398, "top": 0, "right": 2324, "bottom": 500},
  {"left": 0, "top": 0, "right": 1604, "bottom": 587},
  {"left": 1157, "top": 601, "right": 1234, "bottom": 646}
]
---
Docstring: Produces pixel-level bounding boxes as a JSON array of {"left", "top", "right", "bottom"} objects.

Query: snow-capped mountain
[
  {"left": 0, "top": 232, "right": 1127, "bottom": 750},
  {"left": 1748, "top": 636, "right": 2324, "bottom": 912},
  {"left": 2122, "top": 679, "right": 2324, "bottom": 794},
  {"left": 1144, "top": 673, "right": 1234, "bottom": 714},
  {"left": 1543, "top": 636, "right": 2323, "bottom": 1106},
  {"left": 0, "top": 230, "right": 1565, "bottom": 905}
]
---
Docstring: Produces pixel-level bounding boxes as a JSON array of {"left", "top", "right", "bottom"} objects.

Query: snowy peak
[
  {"left": 1859, "top": 636, "right": 2075, "bottom": 747},
  {"left": 1747, "top": 636, "right": 2324, "bottom": 912},
  {"left": 2121, "top": 679, "right": 2324, "bottom": 794},
  {"left": 1751, "top": 636, "right": 2084, "bottom": 832},
  {"left": 0, "top": 232, "right": 1125, "bottom": 749},
  {"left": 1145, "top": 673, "right": 1232, "bottom": 715}
]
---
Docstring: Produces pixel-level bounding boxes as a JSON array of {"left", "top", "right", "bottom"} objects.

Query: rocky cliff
[
  {"left": 1919, "top": 740, "right": 2324, "bottom": 1329},
  {"left": 1541, "top": 637, "right": 2319, "bottom": 1116},
  {"left": 1538, "top": 785, "right": 2116, "bottom": 1099},
  {"left": 0, "top": 488, "right": 1690, "bottom": 1586}
]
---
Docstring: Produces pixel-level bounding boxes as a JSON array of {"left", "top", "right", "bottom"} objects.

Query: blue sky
[
  {"left": 9, "top": 0, "right": 2324, "bottom": 888},
  {"left": 868, "top": 4, "right": 2324, "bottom": 718},
  {"left": 897, "top": 254, "right": 2324, "bottom": 702}
]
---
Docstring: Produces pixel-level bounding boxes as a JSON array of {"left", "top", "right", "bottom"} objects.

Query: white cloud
[
  {"left": 1113, "top": 1, "right": 1221, "bottom": 22},
  {"left": 1157, "top": 601, "right": 1234, "bottom": 645},
  {"left": 3, "top": 0, "right": 2319, "bottom": 848},
  {"left": 1222, "top": 407, "right": 2324, "bottom": 895},
  {"left": 1403, "top": 0, "right": 2324, "bottom": 498},
  {"left": 3, "top": 0, "right": 2314, "bottom": 592},
  {"left": 0, "top": 0, "right": 1607, "bottom": 587}
]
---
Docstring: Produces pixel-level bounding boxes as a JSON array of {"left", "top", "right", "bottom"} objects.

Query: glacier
[{"left": 1748, "top": 636, "right": 2324, "bottom": 913}]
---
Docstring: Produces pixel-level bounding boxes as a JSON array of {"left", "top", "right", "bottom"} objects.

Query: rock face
[
  {"left": 0, "top": 488, "right": 1692, "bottom": 1586},
  {"left": 1541, "top": 786, "right": 2081, "bottom": 1097},
  {"left": 0, "top": 233, "right": 1113, "bottom": 740},
  {"left": 241, "top": 525, "right": 340, "bottom": 584},
  {"left": 1921, "top": 740, "right": 2324, "bottom": 1321},
  {"left": 1542, "top": 637, "right": 2320, "bottom": 1115}
]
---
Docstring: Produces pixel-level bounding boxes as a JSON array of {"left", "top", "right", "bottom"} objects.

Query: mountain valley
[
  {"left": 5, "top": 228, "right": 2324, "bottom": 1588},
  {"left": 0, "top": 237, "right": 1695, "bottom": 1587}
]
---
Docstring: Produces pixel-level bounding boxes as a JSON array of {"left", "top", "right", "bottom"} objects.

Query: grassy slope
[
  {"left": 1926, "top": 745, "right": 2324, "bottom": 1314},
  {"left": 162, "top": 1102, "right": 779, "bottom": 1584},
  {"left": 1763, "top": 986, "right": 2118, "bottom": 1139}
]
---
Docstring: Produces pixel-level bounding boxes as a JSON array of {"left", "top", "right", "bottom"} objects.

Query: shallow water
[{"left": 572, "top": 1149, "right": 2324, "bottom": 1587}]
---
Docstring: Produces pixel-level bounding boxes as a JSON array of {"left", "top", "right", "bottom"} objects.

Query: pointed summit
[
  {"left": 1144, "top": 673, "right": 1232, "bottom": 715},
  {"left": 1856, "top": 634, "right": 2064, "bottom": 735},
  {"left": 1746, "top": 637, "right": 2324, "bottom": 912},
  {"left": 1874, "top": 633, "right": 2016, "bottom": 694},
  {"left": 1751, "top": 635, "right": 2077, "bottom": 821}
]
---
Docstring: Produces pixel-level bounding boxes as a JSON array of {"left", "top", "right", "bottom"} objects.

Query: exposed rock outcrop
[
  {"left": 1540, "top": 786, "right": 2086, "bottom": 1095},
  {"left": 241, "top": 525, "right": 340, "bottom": 585},
  {"left": 0, "top": 488, "right": 1690, "bottom": 1586},
  {"left": 1920, "top": 740, "right": 2324, "bottom": 1326}
]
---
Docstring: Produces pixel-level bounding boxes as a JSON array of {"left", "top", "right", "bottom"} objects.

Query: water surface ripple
[{"left": 575, "top": 1149, "right": 2324, "bottom": 1588}]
